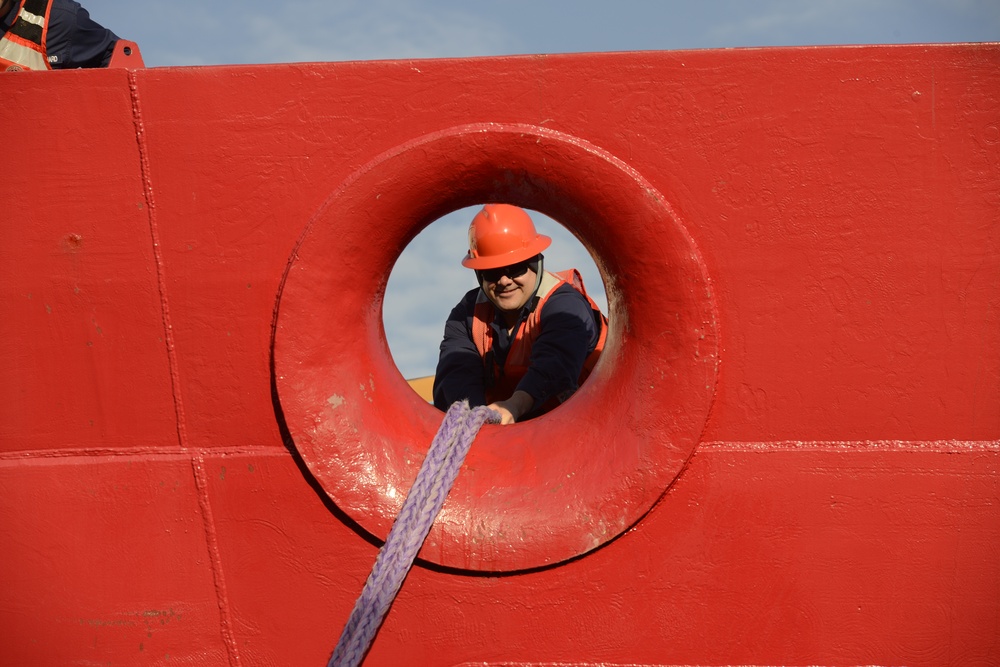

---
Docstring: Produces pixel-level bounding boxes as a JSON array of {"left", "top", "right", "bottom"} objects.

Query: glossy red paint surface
[{"left": 1, "top": 44, "right": 998, "bottom": 666}]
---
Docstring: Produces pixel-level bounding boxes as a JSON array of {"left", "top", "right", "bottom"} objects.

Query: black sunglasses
[{"left": 478, "top": 260, "right": 533, "bottom": 283}]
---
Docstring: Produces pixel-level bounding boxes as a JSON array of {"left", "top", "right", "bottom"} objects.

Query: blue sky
[
  {"left": 81, "top": 0, "right": 999, "bottom": 378},
  {"left": 91, "top": 1, "right": 998, "bottom": 67}
]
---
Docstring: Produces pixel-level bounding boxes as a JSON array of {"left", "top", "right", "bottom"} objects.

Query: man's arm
[
  {"left": 487, "top": 390, "right": 534, "bottom": 425},
  {"left": 46, "top": 0, "right": 119, "bottom": 69},
  {"left": 432, "top": 291, "right": 487, "bottom": 410}
]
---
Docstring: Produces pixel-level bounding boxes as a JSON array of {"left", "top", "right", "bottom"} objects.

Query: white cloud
[
  {"left": 221, "top": 1, "right": 516, "bottom": 65},
  {"left": 705, "top": 0, "right": 999, "bottom": 46},
  {"left": 706, "top": 0, "right": 868, "bottom": 42},
  {"left": 87, "top": 0, "right": 517, "bottom": 66}
]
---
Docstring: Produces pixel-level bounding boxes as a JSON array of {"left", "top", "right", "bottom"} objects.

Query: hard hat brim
[{"left": 461, "top": 234, "right": 552, "bottom": 269}]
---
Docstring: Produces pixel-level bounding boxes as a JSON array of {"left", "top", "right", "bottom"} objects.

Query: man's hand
[{"left": 486, "top": 390, "right": 535, "bottom": 425}]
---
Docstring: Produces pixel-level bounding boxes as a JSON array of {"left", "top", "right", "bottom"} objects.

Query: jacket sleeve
[
  {"left": 46, "top": 0, "right": 119, "bottom": 69},
  {"left": 515, "top": 284, "right": 600, "bottom": 406},
  {"left": 433, "top": 290, "right": 487, "bottom": 410}
]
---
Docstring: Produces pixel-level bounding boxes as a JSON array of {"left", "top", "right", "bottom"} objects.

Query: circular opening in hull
[
  {"left": 384, "top": 205, "right": 608, "bottom": 403},
  {"left": 273, "top": 123, "right": 718, "bottom": 571}
]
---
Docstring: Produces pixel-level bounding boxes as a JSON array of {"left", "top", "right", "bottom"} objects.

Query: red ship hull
[{"left": 1, "top": 43, "right": 998, "bottom": 666}]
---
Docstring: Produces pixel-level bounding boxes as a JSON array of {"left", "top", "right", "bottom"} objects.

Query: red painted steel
[
  {"left": 274, "top": 122, "right": 718, "bottom": 571},
  {"left": 108, "top": 40, "right": 145, "bottom": 69},
  {"left": 1, "top": 43, "right": 998, "bottom": 666}
]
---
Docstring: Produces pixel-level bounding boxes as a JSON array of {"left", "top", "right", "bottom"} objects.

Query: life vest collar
[{"left": 0, "top": 0, "right": 52, "bottom": 71}]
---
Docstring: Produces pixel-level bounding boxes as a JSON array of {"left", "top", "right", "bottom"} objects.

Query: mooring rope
[{"left": 327, "top": 400, "right": 499, "bottom": 667}]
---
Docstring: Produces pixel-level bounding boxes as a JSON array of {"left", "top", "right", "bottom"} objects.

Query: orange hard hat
[{"left": 461, "top": 204, "right": 552, "bottom": 270}]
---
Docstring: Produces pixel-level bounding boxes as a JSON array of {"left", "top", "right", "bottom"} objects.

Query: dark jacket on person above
[{"left": 1, "top": 0, "right": 118, "bottom": 70}]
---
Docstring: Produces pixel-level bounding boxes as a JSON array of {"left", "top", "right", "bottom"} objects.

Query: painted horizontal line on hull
[
  {"left": 454, "top": 665, "right": 899, "bottom": 667},
  {"left": 700, "top": 439, "right": 1000, "bottom": 452},
  {"left": 0, "top": 444, "right": 287, "bottom": 463},
  {"left": 2, "top": 440, "right": 997, "bottom": 464}
]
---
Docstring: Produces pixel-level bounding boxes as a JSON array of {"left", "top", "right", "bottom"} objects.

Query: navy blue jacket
[
  {"left": 2, "top": 0, "right": 118, "bottom": 68},
  {"left": 433, "top": 282, "right": 601, "bottom": 416}
]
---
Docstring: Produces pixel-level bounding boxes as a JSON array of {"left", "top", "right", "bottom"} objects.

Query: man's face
[{"left": 480, "top": 259, "right": 538, "bottom": 314}]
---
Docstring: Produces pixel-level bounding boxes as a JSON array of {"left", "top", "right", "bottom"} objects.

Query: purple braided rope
[
  {"left": 329, "top": 406, "right": 467, "bottom": 661},
  {"left": 328, "top": 401, "right": 499, "bottom": 667}
]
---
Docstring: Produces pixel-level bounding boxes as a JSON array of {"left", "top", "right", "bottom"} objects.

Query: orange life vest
[
  {"left": 471, "top": 269, "right": 607, "bottom": 412},
  {"left": 0, "top": 0, "right": 52, "bottom": 71}
]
